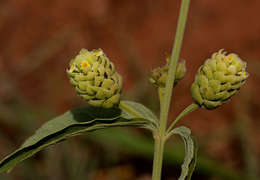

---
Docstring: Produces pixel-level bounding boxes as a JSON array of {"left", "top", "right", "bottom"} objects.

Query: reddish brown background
[{"left": 0, "top": 0, "right": 260, "bottom": 179}]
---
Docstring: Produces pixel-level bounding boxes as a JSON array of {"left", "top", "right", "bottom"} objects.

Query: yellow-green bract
[
  {"left": 191, "top": 49, "right": 248, "bottom": 109},
  {"left": 67, "top": 49, "right": 122, "bottom": 108},
  {"left": 150, "top": 56, "right": 186, "bottom": 88}
]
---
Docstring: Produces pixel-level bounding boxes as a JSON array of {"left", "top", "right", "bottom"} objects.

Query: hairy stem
[
  {"left": 152, "top": 0, "right": 191, "bottom": 179},
  {"left": 152, "top": 135, "right": 166, "bottom": 180}
]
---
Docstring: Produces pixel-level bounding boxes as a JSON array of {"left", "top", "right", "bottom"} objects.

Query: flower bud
[
  {"left": 191, "top": 49, "right": 248, "bottom": 109},
  {"left": 175, "top": 60, "right": 186, "bottom": 84},
  {"left": 67, "top": 49, "right": 122, "bottom": 108},
  {"left": 150, "top": 56, "right": 186, "bottom": 87}
]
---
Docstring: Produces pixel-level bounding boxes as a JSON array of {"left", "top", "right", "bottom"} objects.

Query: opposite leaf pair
[{"left": 0, "top": 48, "right": 249, "bottom": 179}]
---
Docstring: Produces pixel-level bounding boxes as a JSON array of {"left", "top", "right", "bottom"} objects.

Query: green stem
[
  {"left": 158, "top": 87, "right": 165, "bottom": 113},
  {"left": 152, "top": 135, "right": 166, "bottom": 180},
  {"left": 152, "top": 0, "right": 190, "bottom": 179},
  {"left": 167, "top": 103, "right": 199, "bottom": 135},
  {"left": 159, "top": 0, "right": 190, "bottom": 135}
]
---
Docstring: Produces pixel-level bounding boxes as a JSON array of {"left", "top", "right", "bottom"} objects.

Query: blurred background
[{"left": 0, "top": 0, "right": 260, "bottom": 179}]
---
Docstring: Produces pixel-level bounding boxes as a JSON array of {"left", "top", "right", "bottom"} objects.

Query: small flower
[
  {"left": 191, "top": 49, "right": 249, "bottom": 109},
  {"left": 149, "top": 56, "right": 186, "bottom": 88},
  {"left": 67, "top": 49, "right": 122, "bottom": 108}
]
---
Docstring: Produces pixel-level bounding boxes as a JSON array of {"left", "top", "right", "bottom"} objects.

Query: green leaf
[
  {"left": 168, "top": 126, "right": 198, "bottom": 180},
  {"left": 0, "top": 101, "right": 156, "bottom": 173},
  {"left": 119, "top": 100, "right": 158, "bottom": 128},
  {"left": 186, "top": 137, "right": 198, "bottom": 180},
  {"left": 88, "top": 128, "right": 244, "bottom": 180}
]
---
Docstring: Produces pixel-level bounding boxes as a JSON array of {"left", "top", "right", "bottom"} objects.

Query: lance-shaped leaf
[
  {"left": 119, "top": 100, "right": 158, "bottom": 128},
  {"left": 0, "top": 100, "right": 157, "bottom": 173},
  {"left": 167, "top": 126, "right": 198, "bottom": 180}
]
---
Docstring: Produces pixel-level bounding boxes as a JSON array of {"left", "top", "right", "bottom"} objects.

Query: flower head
[
  {"left": 191, "top": 50, "right": 248, "bottom": 109},
  {"left": 67, "top": 49, "right": 122, "bottom": 108},
  {"left": 150, "top": 56, "right": 186, "bottom": 88}
]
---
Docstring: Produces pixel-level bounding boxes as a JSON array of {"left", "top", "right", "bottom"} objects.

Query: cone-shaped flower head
[
  {"left": 150, "top": 56, "right": 186, "bottom": 87},
  {"left": 191, "top": 50, "right": 248, "bottom": 109},
  {"left": 67, "top": 49, "right": 122, "bottom": 108}
]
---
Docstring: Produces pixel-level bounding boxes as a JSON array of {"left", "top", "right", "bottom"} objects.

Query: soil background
[{"left": 0, "top": 0, "right": 259, "bottom": 180}]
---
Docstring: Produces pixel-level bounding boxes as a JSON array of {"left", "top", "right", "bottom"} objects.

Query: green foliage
[
  {"left": 88, "top": 128, "right": 245, "bottom": 180},
  {"left": 0, "top": 100, "right": 156, "bottom": 173},
  {"left": 0, "top": 0, "right": 250, "bottom": 179},
  {"left": 168, "top": 126, "right": 197, "bottom": 180},
  {"left": 119, "top": 100, "right": 158, "bottom": 128}
]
